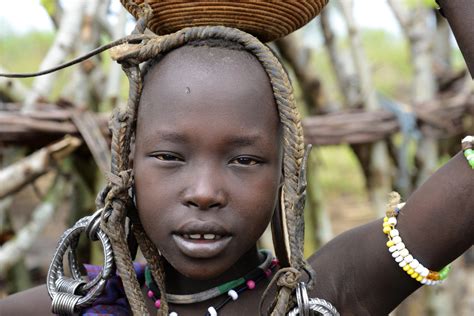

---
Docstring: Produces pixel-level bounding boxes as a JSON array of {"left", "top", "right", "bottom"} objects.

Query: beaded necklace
[{"left": 145, "top": 249, "right": 279, "bottom": 316}]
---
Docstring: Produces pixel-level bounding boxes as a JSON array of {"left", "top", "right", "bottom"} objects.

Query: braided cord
[
  {"left": 133, "top": 221, "right": 170, "bottom": 315},
  {"left": 100, "top": 62, "right": 148, "bottom": 314}
]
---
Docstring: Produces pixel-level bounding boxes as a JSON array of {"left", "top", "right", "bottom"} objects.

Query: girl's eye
[
  {"left": 230, "top": 157, "right": 260, "bottom": 166},
  {"left": 153, "top": 153, "right": 183, "bottom": 162}
]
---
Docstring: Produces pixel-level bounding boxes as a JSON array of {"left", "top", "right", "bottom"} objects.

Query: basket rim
[{"left": 121, "top": 0, "right": 328, "bottom": 42}]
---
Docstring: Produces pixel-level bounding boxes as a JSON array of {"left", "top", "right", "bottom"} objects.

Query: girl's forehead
[
  {"left": 136, "top": 45, "right": 280, "bottom": 142},
  {"left": 139, "top": 45, "right": 278, "bottom": 120},
  {"left": 143, "top": 45, "right": 269, "bottom": 90}
]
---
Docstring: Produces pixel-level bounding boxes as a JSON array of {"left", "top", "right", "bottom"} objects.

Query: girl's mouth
[{"left": 172, "top": 234, "right": 232, "bottom": 258}]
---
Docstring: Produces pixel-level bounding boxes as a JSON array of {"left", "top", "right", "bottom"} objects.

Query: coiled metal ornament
[
  {"left": 47, "top": 209, "right": 114, "bottom": 315},
  {"left": 288, "top": 282, "right": 340, "bottom": 316}
]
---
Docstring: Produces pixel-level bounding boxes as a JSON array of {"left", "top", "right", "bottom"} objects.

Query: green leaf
[
  {"left": 41, "top": 0, "right": 57, "bottom": 17},
  {"left": 404, "top": 0, "right": 438, "bottom": 8}
]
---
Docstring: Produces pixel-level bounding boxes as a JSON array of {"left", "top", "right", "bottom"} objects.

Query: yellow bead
[
  {"left": 383, "top": 222, "right": 391, "bottom": 227},
  {"left": 383, "top": 217, "right": 388, "bottom": 222},
  {"left": 411, "top": 273, "right": 419, "bottom": 278},
  {"left": 416, "top": 276, "right": 423, "bottom": 282},
  {"left": 407, "top": 269, "right": 414, "bottom": 275},
  {"left": 386, "top": 240, "right": 395, "bottom": 247},
  {"left": 403, "top": 265, "right": 410, "bottom": 271},
  {"left": 383, "top": 226, "right": 391, "bottom": 234}
]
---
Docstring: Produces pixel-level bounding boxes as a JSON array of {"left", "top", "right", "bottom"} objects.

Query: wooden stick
[
  {"left": 0, "top": 136, "right": 81, "bottom": 199},
  {"left": 0, "top": 176, "right": 66, "bottom": 276}
]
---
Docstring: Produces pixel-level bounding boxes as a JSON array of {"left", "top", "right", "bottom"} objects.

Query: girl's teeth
[
  {"left": 183, "top": 234, "right": 222, "bottom": 240},
  {"left": 203, "top": 234, "right": 215, "bottom": 240}
]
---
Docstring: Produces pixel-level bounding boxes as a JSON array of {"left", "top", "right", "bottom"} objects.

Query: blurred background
[{"left": 0, "top": 0, "right": 472, "bottom": 315}]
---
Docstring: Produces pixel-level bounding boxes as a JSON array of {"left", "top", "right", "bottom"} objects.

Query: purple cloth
[{"left": 81, "top": 262, "right": 146, "bottom": 316}]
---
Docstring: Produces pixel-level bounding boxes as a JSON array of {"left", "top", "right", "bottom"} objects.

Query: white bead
[
  {"left": 228, "top": 289, "right": 238, "bottom": 301},
  {"left": 405, "top": 255, "right": 413, "bottom": 263},
  {"left": 462, "top": 135, "right": 473, "bottom": 143},
  {"left": 389, "top": 246, "right": 398, "bottom": 253},
  {"left": 395, "top": 256, "right": 404, "bottom": 263},
  {"left": 396, "top": 242, "right": 405, "bottom": 251},
  {"left": 410, "top": 260, "right": 419, "bottom": 269},
  {"left": 392, "top": 251, "right": 400, "bottom": 258},
  {"left": 390, "top": 229, "right": 399, "bottom": 237},
  {"left": 415, "top": 265, "right": 424, "bottom": 274},
  {"left": 388, "top": 217, "right": 397, "bottom": 225},
  {"left": 421, "top": 268, "right": 429, "bottom": 277},
  {"left": 392, "top": 236, "right": 402, "bottom": 244},
  {"left": 207, "top": 307, "right": 218, "bottom": 316},
  {"left": 169, "top": 313, "right": 178, "bottom": 316},
  {"left": 399, "top": 260, "right": 407, "bottom": 267},
  {"left": 421, "top": 279, "right": 427, "bottom": 284},
  {"left": 399, "top": 248, "right": 409, "bottom": 257}
]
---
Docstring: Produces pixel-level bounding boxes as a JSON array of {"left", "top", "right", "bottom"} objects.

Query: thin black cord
[{"left": 0, "top": 34, "right": 150, "bottom": 78}]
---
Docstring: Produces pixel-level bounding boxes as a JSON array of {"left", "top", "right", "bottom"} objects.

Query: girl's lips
[{"left": 172, "top": 234, "right": 232, "bottom": 258}]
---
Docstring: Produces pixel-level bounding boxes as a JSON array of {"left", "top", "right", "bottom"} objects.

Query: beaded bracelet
[
  {"left": 383, "top": 194, "right": 451, "bottom": 285},
  {"left": 462, "top": 135, "right": 474, "bottom": 169}
]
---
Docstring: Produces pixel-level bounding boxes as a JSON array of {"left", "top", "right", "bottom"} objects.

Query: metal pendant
[
  {"left": 47, "top": 209, "right": 114, "bottom": 315},
  {"left": 288, "top": 282, "right": 340, "bottom": 316}
]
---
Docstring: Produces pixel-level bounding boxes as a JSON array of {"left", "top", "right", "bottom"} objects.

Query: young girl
[{"left": 0, "top": 1, "right": 473, "bottom": 315}]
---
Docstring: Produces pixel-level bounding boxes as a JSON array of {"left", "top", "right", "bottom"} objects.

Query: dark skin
[{"left": 1, "top": 6, "right": 474, "bottom": 315}]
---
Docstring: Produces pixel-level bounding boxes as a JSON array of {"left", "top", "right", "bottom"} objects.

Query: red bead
[
  {"left": 265, "top": 269, "right": 272, "bottom": 278},
  {"left": 246, "top": 280, "right": 256, "bottom": 290},
  {"left": 272, "top": 258, "right": 279, "bottom": 266},
  {"left": 147, "top": 290, "right": 154, "bottom": 298},
  {"left": 154, "top": 299, "right": 161, "bottom": 309}
]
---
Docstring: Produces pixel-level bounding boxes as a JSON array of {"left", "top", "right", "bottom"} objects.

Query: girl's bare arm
[
  {"left": 308, "top": 152, "right": 473, "bottom": 314},
  {"left": 0, "top": 285, "right": 52, "bottom": 315}
]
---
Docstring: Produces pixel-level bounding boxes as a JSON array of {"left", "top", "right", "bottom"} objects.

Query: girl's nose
[{"left": 181, "top": 170, "right": 228, "bottom": 210}]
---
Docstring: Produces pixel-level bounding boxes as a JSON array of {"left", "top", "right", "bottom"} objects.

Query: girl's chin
[{"left": 161, "top": 251, "right": 235, "bottom": 280}]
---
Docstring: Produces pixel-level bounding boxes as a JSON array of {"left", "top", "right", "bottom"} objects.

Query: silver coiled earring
[
  {"left": 288, "top": 282, "right": 340, "bottom": 316},
  {"left": 47, "top": 209, "right": 114, "bottom": 315}
]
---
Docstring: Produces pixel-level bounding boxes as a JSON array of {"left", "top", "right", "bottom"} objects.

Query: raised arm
[
  {"left": 437, "top": 0, "right": 474, "bottom": 77},
  {"left": 308, "top": 151, "right": 474, "bottom": 314}
]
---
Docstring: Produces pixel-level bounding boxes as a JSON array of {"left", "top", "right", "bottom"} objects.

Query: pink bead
[
  {"left": 265, "top": 269, "right": 272, "bottom": 278},
  {"left": 246, "top": 280, "right": 256, "bottom": 290},
  {"left": 154, "top": 299, "right": 161, "bottom": 309},
  {"left": 147, "top": 290, "right": 154, "bottom": 298},
  {"left": 272, "top": 258, "right": 279, "bottom": 266}
]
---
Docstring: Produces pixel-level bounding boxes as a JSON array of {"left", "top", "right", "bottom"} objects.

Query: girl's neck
[{"left": 163, "top": 245, "right": 262, "bottom": 294}]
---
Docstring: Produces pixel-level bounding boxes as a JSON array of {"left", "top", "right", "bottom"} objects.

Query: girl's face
[{"left": 134, "top": 45, "right": 282, "bottom": 280}]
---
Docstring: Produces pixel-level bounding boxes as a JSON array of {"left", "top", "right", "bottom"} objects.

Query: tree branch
[
  {"left": 0, "top": 176, "right": 67, "bottom": 275},
  {"left": 23, "top": 0, "right": 87, "bottom": 111},
  {"left": 0, "top": 136, "right": 81, "bottom": 199}
]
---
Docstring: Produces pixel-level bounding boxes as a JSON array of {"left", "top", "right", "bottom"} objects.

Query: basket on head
[{"left": 121, "top": 0, "right": 328, "bottom": 42}]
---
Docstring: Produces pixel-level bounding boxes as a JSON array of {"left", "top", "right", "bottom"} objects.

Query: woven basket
[{"left": 121, "top": 0, "right": 328, "bottom": 42}]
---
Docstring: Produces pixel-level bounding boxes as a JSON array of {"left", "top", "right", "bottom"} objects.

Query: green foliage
[
  {"left": 316, "top": 145, "right": 366, "bottom": 198},
  {"left": 404, "top": 0, "right": 437, "bottom": 8},
  {"left": 309, "top": 29, "right": 412, "bottom": 103},
  {"left": 40, "top": 0, "right": 57, "bottom": 17},
  {"left": 0, "top": 32, "right": 54, "bottom": 87},
  {"left": 361, "top": 30, "right": 411, "bottom": 97}
]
